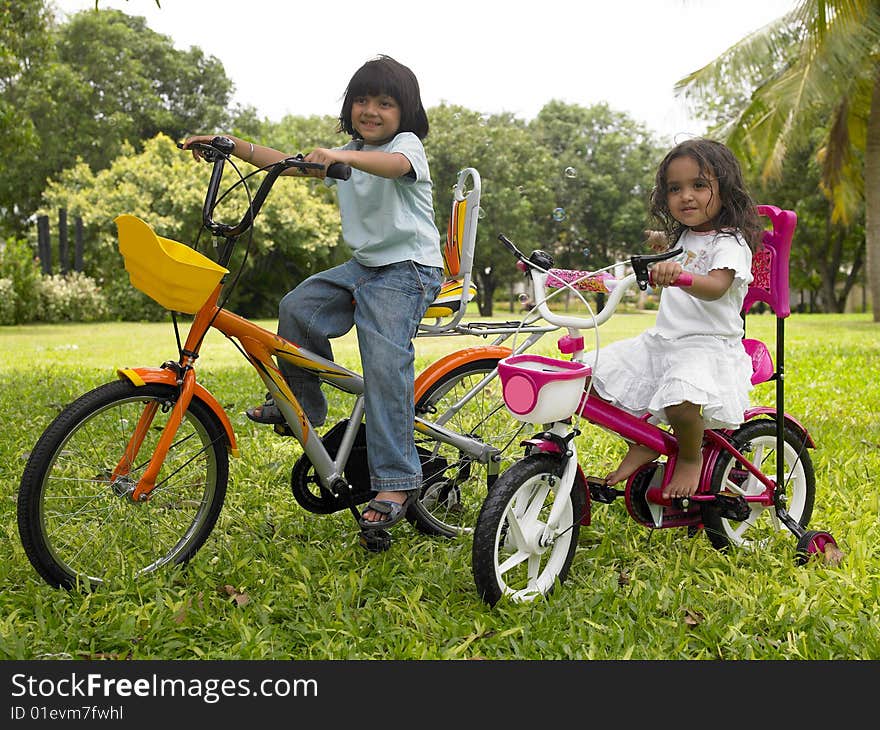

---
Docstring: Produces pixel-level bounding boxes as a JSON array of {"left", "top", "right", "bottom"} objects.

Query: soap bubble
[
  {"left": 552, "top": 207, "right": 567, "bottom": 222},
  {"left": 564, "top": 166, "right": 577, "bottom": 179},
  {"left": 478, "top": 206, "right": 486, "bottom": 219},
  {"left": 581, "top": 247, "right": 591, "bottom": 258}
]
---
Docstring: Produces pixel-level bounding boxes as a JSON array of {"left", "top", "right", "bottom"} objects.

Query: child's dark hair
[
  {"left": 650, "top": 138, "right": 762, "bottom": 250},
  {"left": 337, "top": 55, "right": 429, "bottom": 140}
]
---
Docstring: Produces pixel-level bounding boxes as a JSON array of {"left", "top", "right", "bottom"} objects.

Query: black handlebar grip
[{"left": 326, "top": 162, "right": 352, "bottom": 181}]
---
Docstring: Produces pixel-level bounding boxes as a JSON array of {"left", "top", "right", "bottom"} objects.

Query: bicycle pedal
[
  {"left": 273, "top": 422, "right": 295, "bottom": 437},
  {"left": 586, "top": 477, "right": 621, "bottom": 504},
  {"left": 714, "top": 493, "right": 751, "bottom": 522},
  {"left": 358, "top": 529, "right": 392, "bottom": 553}
]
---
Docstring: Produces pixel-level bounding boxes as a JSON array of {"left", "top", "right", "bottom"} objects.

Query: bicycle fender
[
  {"left": 414, "top": 346, "right": 512, "bottom": 402},
  {"left": 116, "top": 367, "right": 239, "bottom": 457},
  {"left": 742, "top": 407, "right": 815, "bottom": 448}
]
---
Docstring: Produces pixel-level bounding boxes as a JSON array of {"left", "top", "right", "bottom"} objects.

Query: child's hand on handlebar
[
  {"left": 181, "top": 134, "right": 216, "bottom": 162},
  {"left": 650, "top": 261, "right": 685, "bottom": 288},
  {"left": 302, "top": 148, "right": 344, "bottom": 178}
]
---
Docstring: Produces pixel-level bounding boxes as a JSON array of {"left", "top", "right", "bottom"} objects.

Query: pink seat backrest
[{"left": 742, "top": 205, "right": 796, "bottom": 318}]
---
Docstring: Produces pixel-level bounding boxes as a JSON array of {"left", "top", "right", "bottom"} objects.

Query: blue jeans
[{"left": 277, "top": 258, "right": 443, "bottom": 492}]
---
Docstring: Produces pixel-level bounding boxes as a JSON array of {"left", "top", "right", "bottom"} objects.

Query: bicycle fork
[
  {"left": 528, "top": 423, "right": 581, "bottom": 544},
  {"left": 111, "top": 366, "right": 197, "bottom": 502}
]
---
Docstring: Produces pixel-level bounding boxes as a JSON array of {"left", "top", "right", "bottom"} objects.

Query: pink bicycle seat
[{"left": 742, "top": 338, "right": 774, "bottom": 385}]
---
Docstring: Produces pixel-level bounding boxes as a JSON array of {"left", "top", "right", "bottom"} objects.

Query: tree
[
  {"left": 1, "top": 5, "right": 234, "bottom": 238},
  {"left": 40, "top": 134, "right": 341, "bottom": 318},
  {"left": 754, "top": 135, "right": 866, "bottom": 311},
  {"left": 676, "top": 0, "right": 880, "bottom": 320},
  {"left": 425, "top": 105, "right": 557, "bottom": 316},
  {"left": 530, "top": 101, "right": 663, "bottom": 308},
  {"left": 0, "top": 0, "right": 54, "bottom": 237}
]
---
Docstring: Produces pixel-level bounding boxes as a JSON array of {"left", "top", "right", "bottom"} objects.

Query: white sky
[{"left": 53, "top": 0, "right": 797, "bottom": 142}]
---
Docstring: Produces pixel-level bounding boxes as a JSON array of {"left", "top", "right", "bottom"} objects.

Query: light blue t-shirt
[{"left": 325, "top": 132, "right": 443, "bottom": 269}]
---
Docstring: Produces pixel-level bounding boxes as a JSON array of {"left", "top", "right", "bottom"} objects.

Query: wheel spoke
[
  {"left": 473, "top": 453, "right": 584, "bottom": 605},
  {"left": 18, "top": 381, "right": 227, "bottom": 588},
  {"left": 703, "top": 422, "right": 814, "bottom": 553}
]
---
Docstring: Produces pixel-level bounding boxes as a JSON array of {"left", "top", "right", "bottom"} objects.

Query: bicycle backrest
[
  {"left": 743, "top": 204, "right": 796, "bottom": 319},
  {"left": 419, "top": 167, "right": 481, "bottom": 332},
  {"left": 741, "top": 204, "right": 796, "bottom": 385}
]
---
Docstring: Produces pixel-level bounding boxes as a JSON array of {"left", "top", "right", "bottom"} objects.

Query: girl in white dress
[{"left": 591, "top": 138, "right": 763, "bottom": 499}]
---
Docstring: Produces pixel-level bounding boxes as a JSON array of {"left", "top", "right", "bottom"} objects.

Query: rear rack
[{"left": 416, "top": 320, "right": 557, "bottom": 339}]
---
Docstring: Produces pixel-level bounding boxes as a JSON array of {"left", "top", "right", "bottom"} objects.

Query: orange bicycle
[{"left": 17, "top": 136, "right": 554, "bottom": 588}]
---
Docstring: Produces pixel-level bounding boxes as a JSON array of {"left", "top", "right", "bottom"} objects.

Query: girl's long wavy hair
[
  {"left": 649, "top": 138, "right": 762, "bottom": 251},
  {"left": 337, "top": 55, "right": 429, "bottom": 141}
]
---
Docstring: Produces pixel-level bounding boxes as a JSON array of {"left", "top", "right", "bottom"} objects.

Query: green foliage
[
  {"left": 5, "top": 2, "right": 870, "bottom": 323},
  {"left": 676, "top": 0, "right": 878, "bottom": 318},
  {"left": 0, "top": 0, "right": 50, "bottom": 237},
  {"left": 0, "top": 5, "right": 234, "bottom": 238},
  {"left": 425, "top": 105, "right": 559, "bottom": 314},
  {"left": 747, "top": 134, "right": 866, "bottom": 311},
  {"left": 531, "top": 101, "right": 663, "bottom": 267},
  {"left": 0, "top": 314, "right": 877, "bottom": 659},
  {"left": 36, "top": 271, "right": 107, "bottom": 322},
  {"left": 0, "top": 237, "right": 42, "bottom": 323},
  {"left": 100, "top": 276, "right": 166, "bottom": 322},
  {"left": 262, "top": 113, "right": 347, "bottom": 154},
  {"left": 0, "top": 278, "right": 14, "bottom": 324},
  {"left": 39, "top": 134, "right": 342, "bottom": 319}
]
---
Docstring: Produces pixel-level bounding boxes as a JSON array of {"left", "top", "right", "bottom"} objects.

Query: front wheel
[
  {"left": 408, "top": 357, "right": 528, "bottom": 537},
  {"left": 471, "top": 453, "right": 586, "bottom": 606},
  {"left": 703, "top": 418, "right": 814, "bottom": 552},
  {"left": 17, "top": 380, "right": 229, "bottom": 589}
]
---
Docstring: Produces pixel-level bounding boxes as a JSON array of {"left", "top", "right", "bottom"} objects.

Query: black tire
[
  {"left": 703, "top": 418, "right": 814, "bottom": 552},
  {"left": 472, "top": 453, "right": 586, "bottom": 606},
  {"left": 17, "top": 380, "right": 229, "bottom": 589},
  {"left": 407, "top": 357, "right": 528, "bottom": 537}
]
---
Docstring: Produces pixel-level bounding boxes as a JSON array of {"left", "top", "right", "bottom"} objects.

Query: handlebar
[
  {"left": 498, "top": 234, "right": 692, "bottom": 332},
  {"left": 178, "top": 136, "right": 351, "bottom": 239}
]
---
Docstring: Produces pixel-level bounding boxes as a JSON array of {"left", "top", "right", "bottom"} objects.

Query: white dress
[{"left": 590, "top": 229, "right": 754, "bottom": 430}]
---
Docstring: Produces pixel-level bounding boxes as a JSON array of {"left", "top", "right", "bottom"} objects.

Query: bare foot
[
  {"left": 605, "top": 443, "right": 660, "bottom": 485},
  {"left": 662, "top": 456, "right": 702, "bottom": 499},
  {"left": 361, "top": 490, "right": 408, "bottom": 524}
]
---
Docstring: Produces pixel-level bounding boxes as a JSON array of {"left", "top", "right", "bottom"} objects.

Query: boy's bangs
[{"left": 349, "top": 64, "right": 401, "bottom": 102}]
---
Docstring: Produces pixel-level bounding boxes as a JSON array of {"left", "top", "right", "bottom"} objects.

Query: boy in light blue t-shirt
[{"left": 185, "top": 55, "right": 443, "bottom": 535}]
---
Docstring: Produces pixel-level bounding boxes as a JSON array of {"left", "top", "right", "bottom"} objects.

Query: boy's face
[
  {"left": 352, "top": 94, "right": 401, "bottom": 146},
  {"left": 665, "top": 155, "right": 721, "bottom": 232}
]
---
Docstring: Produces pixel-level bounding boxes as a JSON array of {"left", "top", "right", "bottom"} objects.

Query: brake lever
[
  {"left": 176, "top": 140, "right": 226, "bottom": 163},
  {"left": 631, "top": 247, "right": 683, "bottom": 290}
]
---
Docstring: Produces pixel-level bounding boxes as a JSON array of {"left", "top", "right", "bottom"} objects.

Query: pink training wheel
[{"left": 795, "top": 530, "right": 839, "bottom": 566}]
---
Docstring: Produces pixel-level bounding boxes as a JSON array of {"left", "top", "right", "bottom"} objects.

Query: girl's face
[
  {"left": 665, "top": 155, "right": 721, "bottom": 231},
  {"left": 351, "top": 93, "right": 401, "bottom": 145}
]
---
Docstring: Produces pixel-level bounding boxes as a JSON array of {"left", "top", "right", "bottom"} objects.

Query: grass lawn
[{"left": 0, "top": 311, "right": 878, "bottom": 660}]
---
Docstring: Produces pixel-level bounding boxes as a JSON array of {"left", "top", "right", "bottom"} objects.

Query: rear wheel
[
  {"left": 408, "top": 357, "right": 528, "bottom": 537},
  {"left": 471, "top": 453, "right": 585, "bottom": 606},
  {"left": 17, "top": 380, "right": 228, "bottom": 589},
  {"left": 703, "top": 419, "right": 814, "bottom": 552}
]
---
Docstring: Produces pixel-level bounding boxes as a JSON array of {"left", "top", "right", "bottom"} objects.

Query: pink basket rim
[{"left": 499, "top": 354, "right": 590, "bottom": 381}]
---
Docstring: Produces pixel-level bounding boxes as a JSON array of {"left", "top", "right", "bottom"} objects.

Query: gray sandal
[
  {"left": 246, "top": 395, "right": 285, "bottom": 424},
  {"left": 357, "top": 490, "right": 418, "bottom": 531}
]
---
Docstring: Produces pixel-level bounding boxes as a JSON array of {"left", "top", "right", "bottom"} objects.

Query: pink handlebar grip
[
  {"left": 675, "top": 271, "right": 693, "bottom": 286},
  {"left": 648, "top": 270, "right": 693, "bottom": 287}
]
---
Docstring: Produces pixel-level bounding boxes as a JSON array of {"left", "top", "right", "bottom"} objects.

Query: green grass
[{"left": 1, "top": 312, "right": 878, "bottom": 660}]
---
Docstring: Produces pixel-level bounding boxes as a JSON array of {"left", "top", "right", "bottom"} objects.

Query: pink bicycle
[{"left": 471, "top": 206, "right": 840, "bottom": 605}]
